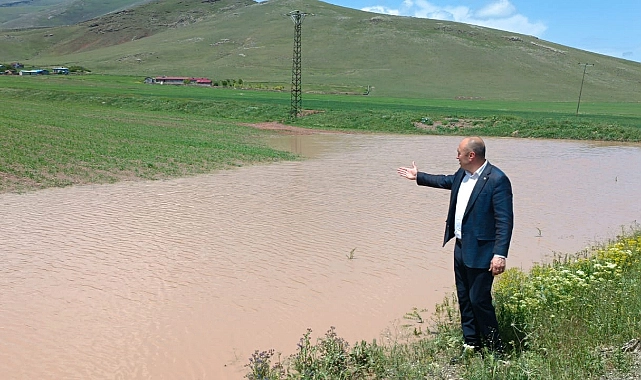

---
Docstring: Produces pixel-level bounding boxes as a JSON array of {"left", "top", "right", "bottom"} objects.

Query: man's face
[{"left": 457, "top": 139, "right": 473, "bottom": 171}]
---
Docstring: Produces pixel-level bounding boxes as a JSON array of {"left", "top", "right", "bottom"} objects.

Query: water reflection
[{"left": 0, "top": 135, "right": 639, "bottom": 379}]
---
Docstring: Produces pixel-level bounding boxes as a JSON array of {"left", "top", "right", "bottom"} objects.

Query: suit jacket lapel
[
  {"left": 464, "top": 162, "right": 493, "bottom": 217},
  {"left": 448, "top": 169, "right": 466, "bottom": 222},
  {"left": 451, "top": 168, "right": 465, "bottom": 199}
]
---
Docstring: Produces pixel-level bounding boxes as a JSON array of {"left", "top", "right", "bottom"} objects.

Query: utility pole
[
  {"left": 287, "top": 10, "right": 308, "bottom": 119},
  {"left": 576, "top": 63, "right": 594, "bottom": 115}
]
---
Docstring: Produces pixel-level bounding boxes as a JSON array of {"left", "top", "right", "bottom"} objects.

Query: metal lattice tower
[{"left": 287, "top": 10, "right": 308, "bottom": 118}]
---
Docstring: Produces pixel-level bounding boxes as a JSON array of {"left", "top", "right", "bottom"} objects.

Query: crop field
[{"left": 2, "top": 74, "right": 640, "bottom": 193}]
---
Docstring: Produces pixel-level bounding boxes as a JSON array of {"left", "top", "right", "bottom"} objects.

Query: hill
[
  {"left": 1, "top": 0, "right": 640, "bottom": 101},
  {"left": 0, "top": 0, "right": 157, "bottom": 29}
]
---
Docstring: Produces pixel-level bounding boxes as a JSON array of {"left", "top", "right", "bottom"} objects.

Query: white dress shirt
[{"left": 454, "top": 160, "right": 488, "bottom": 240}]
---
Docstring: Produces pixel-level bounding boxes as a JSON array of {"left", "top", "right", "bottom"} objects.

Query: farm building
[
  {"left": 194, "top": 78, "right": 212, "bottom": 86},
  {"left": 155, "top": 76, "right": 191, "bottom": 85},
  {"left": 19, "top": 69, "right": 49, "bottom": 75},
  {"left": 52, "top": 67, "right": 69, "bottom": 74},
  {"left": 153, "top": 76, "right": 212, "bottom": 86}
]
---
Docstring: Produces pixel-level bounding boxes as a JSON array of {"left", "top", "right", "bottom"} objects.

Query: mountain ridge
[{"left": 1, "top": 0, "right": 640, "bottom": 102}]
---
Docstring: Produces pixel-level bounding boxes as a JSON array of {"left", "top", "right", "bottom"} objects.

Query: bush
[
  {"left": 68, "top": 65, "right": 91, "bottom": 73},
  {"left": 246, "top": 349, "right": 283, "bottom": 380},
  {"left": 492, "top": 229, "right": 641, "bottom": 380}
]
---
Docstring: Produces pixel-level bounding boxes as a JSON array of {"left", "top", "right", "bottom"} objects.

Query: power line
[{"left": 576, "top": 63, "right": 594, "bottom": 115}]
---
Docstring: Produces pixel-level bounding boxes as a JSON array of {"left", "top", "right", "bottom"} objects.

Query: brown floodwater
[{"left": 1, "top": 135, "right": 640, "bottom": 379}]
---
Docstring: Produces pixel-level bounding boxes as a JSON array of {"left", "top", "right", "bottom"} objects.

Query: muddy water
[{"left": 1, "top": 135, "right": 639, "bottom": 380}]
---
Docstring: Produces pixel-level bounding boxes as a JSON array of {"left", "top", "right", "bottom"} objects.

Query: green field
[
  {"left": 1, "top": 74, "right": 640, "bottom": 193},
  {"left": 3, "top": 0, "right": 641, "bottom": 102},
  {"left": 0, "top": 75, "right": 296, "bottom": 193}
]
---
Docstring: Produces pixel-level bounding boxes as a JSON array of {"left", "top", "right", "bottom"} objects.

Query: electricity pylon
[{"left": 287, "top": 10, "right": 308, "bottom": 119}]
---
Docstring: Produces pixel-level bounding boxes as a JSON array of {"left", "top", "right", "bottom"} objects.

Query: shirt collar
[{"left": 466, "top": 160, "right": 488, "bottom": 178}]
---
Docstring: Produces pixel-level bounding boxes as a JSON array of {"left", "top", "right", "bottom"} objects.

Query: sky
[{"left": 320, "top": 0, "right": 641, "bottom": 63}]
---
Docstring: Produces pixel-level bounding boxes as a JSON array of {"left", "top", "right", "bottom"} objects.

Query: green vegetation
[
  {"left": 346, "top": 248, "right": 356, "bottom": 260},
  {"left": 0, "top": 0, "right": 216, "bottom": 29},
  {"left": 0, "top": 77, "right": 298, "bottom": 193},
  {"left": 2, "top": 74, "right": 641, "bottom": 193},
  {"left": 2, "top": 0, "right": 641, "bottom": 102},
  {"left": 246, "top": 229, "right": 641, "bottom": 379},
  {"left": 492, "top": 230, "right": 641, "bottom": 378}
]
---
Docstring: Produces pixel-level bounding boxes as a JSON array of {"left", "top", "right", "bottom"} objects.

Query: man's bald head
[{"left": 464, "top": 136, "right": 486, "bottom": 159}]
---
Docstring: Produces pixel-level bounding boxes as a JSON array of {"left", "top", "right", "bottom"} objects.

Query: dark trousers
[{"left": 454, "top": 239, "right": 500, "bottom": 349}]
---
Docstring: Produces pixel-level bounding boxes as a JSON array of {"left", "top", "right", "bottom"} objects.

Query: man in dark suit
[{"left": 397, "top": 136, "right": 513, "bottom": 354}]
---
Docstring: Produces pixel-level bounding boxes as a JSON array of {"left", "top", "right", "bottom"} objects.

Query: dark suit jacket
[{"left": 416, "top": 161, "right": 514, "bottom": 269}]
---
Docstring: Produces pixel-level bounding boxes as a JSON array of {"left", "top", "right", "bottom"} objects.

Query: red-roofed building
[{"left": 194, "top": 78, "right": 212, "bottom": 86}]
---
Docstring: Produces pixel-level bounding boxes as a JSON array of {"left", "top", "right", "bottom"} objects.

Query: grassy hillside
[
  {"left": 0, "top": 0, "right": 255, "bottom": 54},
  {"left": 0, "top": 0, "right": 156, "bottom": 29},
  {"left": 1, "top": 0, "right": 641, "bottom": 101}
]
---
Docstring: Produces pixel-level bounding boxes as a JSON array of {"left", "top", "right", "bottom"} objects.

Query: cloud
[
  {"left": 361, "top": 5, "right": 399, "bottom": 15},
  {"left": 477, "top": 14, "right": 546, "bottom": 36},
  {"left": 361, "top": 0, "right": 547, "bottom": 37},
  {"left": 476, "top": 0, "right": 515, "bottom": 18}
]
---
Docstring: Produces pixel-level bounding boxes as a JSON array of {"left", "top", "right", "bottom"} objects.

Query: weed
[
  {"left": 245, "top": 349, "right": 283, "bottom": 380},
  {"left": 346, "top": 248, "right": 356, "bottom": 260}
]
